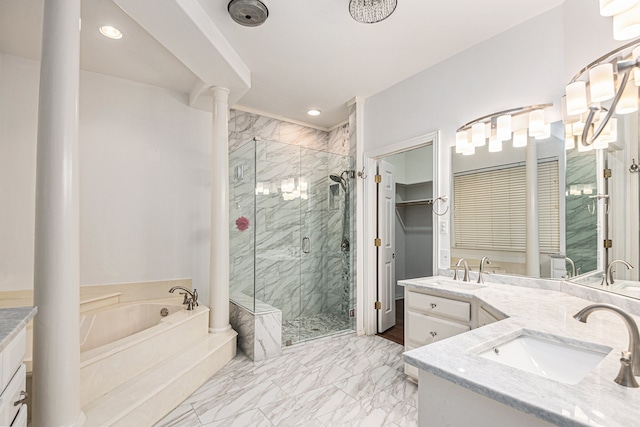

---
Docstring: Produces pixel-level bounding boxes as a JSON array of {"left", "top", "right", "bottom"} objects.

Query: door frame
[{"left": 362, "top": 131, "right": 441, "bottom": 335}]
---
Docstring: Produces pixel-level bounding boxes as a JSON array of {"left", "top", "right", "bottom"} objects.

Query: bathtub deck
[{"left": 82, "top": 329, "right": 237, "bottom": 427}]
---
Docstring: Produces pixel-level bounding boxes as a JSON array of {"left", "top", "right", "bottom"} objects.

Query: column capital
[{"left": 209, "top": 86, "right": 230, "bottom": 101}]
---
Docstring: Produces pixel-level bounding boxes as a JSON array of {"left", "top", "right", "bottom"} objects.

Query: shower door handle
[{"left": 302, "top": 236, "right": 311, "bottom": 254}]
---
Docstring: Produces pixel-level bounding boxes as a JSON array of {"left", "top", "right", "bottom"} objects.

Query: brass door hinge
[
  {"left": 604, "top": 239, "right": 613, "bottom": 248},
  {"left": 374, "top": 238, "right": 382, "bottom": 247},
  {"left": 375, "top": 174, "right": 382, "bottom": 183},
  {"left": 604, "top": 169, "right": 612, "bottom": 179},
  {"left": 374, "top": 301, "right": 382, "bottom": 310}
]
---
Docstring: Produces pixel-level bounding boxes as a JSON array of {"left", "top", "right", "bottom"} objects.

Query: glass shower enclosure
[{"left": 229, "top": 138, "right": 355, "bottom": 345}]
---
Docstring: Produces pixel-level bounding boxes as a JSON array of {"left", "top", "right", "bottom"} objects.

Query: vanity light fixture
[
  {"left": 564, "top": 39, "right": 640, "bottom": 151},
  {"left": 455, "top": 103, "right": 553, "bottom": 156},
  {"left": 307, "top": 109, "right": 321, "bottom": 116},
  {"left": 599, "top": 0, "right": 640, "bottom": 40},
  {"left": 99, "top": 25, "right": 123, "bottom": 40}
]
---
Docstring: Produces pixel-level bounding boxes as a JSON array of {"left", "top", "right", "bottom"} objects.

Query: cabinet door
[
  {"left": 11, "top": 403, "right": 27, "bottom": 427},
  {"left": 0, "top": 364, "right": 26, "bottom": 426},
  {"left": 406, "top": 311, "right": 470, "bottom": 347}
]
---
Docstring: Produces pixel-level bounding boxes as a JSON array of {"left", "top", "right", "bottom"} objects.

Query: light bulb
[
  {"left": 565, "top": 81, "right": 588, "bottom": 115},
  {"left": 600, "top": 0, "right": 639, "bottom": 16},
  {"left": 528, "top": 109, "right": 545, "bottom": 137},
  {"left": 589, "top": 63, "right": 615, "bottom": 102},
  {"left": 513, "top": 129, "right": 528, "bottom": 148},
  {"left": 456, "top": 130, "right": 470, "bottom": 154},
  {"left": 634, "top": 46, "right": 640, "bottom": 84},
  {"left": 617, "top": 77, "right": 639, "bottom": 114},
  {"left": 488, "top": 135, "right": 502, "bottom": 153},
  {"left": 472, "top": 122, "right": 486, "bottom": 147},
  {"left": 462, "top": 144, "right": 475, "bottom": 156},
  {"left": 497, "top": 115, "right": 512, "bottom": 141},
  {"left": 535, "top": 123, "right": 551, "bottom": 140},
  {"left": 565, "top": 136, "right": 576, "bottom": 150},
  {"left": 572, "top": 121, "right": 585, "bottom": 136},
  {"left": 613, "top": 3, "right": 640, "bottom": 40}
]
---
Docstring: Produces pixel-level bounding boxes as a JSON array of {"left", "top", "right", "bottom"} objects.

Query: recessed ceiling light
[
  {"left": 99, "top": 26, "right": 123, "bottom": 40},
  {"left": 307, "top": 109, "right": 321, "bottom": 116}
]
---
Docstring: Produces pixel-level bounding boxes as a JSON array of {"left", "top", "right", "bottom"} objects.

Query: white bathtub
[
  {"left": 79, "top": 303, "right": 184, "bottom": 352},
  {"left": 26, "top": 300, "right": 210, "bottom": 407}
]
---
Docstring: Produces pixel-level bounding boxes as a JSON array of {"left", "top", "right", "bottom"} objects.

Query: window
[{"left": 453, "top": 160, "right": 560, "bottom": 252}]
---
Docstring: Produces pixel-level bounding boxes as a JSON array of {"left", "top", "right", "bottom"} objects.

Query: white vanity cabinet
[
  {"left": 0, "top": 308, "right": 35, "bottom": 427},
  {"left": 0, "top": 329, "right": 27, "bottom": 426},
  {"left": 404, "top": 286, "right": 505, "bottom": 381},
  {"left": 404, "top": 288, "right": 472, "bottom": 380}
]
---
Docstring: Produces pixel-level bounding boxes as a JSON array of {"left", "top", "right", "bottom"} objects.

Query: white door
[{"left": 378, "top": 159, "right": 396, "bottom": 332}]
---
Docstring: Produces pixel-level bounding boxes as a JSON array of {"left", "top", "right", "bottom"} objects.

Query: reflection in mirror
[
  {"left": 569, "top": 110, "right": 640, "bottom": 297},
  {"left": 450, "top": 122, "right": 564, "bottom": 278}
]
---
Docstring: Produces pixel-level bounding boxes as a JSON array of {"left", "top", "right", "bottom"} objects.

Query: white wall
[
  {"left": 0, "top": 53, "right": 212, "bottom": 302},
  {"left": 362, "top": 0, "right": 628, "bottom": 272}
]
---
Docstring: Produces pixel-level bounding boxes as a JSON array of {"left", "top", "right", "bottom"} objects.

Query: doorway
[{"left": 375, "top": 144, "right": 435, "bottom": 343}]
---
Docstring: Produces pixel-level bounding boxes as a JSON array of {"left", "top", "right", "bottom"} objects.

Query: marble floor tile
[
  {"left": 156, "top": 334, "right": 417, "bottom": 427},
  {"left": 201, "top": 409, "right": 272, "bottom": 427},
  {"left": 154, "top": 403, "right": 201, "bottom": 427},
  {"left": 194, "top": 380, "right": 288, "bottom": 424},
  {"left": 335, "top": 364, "right": 403, "bottom": 401},
  {"left": 277, "top": 361, "right": 352, "bottom": 397},
  {"left": 316, "top": 390, "right": 418, "bottom": 427},
  {"left": 260, "top": 384, "right": 356, "bottom": 426}
]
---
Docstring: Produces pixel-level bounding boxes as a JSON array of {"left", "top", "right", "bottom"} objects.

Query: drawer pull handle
[
  {"left": 430, "top": 331, "right": 437, "bottom": 337},
  {"left": 430, "top": 303, "right": 437, "bottom": 309},
  {"left": 14, "top": 391, "right": 28, "bottom": 406}
]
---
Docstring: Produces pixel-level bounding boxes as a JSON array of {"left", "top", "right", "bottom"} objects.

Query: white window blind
[{"left": 453, "top": 160, "right": 560, "bottom": 252}]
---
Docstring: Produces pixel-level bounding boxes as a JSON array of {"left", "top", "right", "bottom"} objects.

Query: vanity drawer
[
  {"left": 406, "top": 311, "right": 470, "bottom": 347},
  {"left": 0, "top": 364, "right": 26, "bottom": 426},
  {"left": 407, "top": 291, "right": 471, "bottom": 322},
  {"left": 0, "top": 329, "right": 25, "bottom": 393}
]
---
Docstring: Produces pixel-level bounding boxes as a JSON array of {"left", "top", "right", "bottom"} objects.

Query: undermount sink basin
[
  {"left": 612, "top": 282, "right": 640, "bottom": 296},
  {"left": 477, "top": 332, "right": 611, "bottom": 385}
]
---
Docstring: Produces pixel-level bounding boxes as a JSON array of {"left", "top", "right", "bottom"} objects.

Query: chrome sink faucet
[
  {"left": 565, "top": 256, "right": 576, "bottom": 278},
  {"left": 574, "top": 303, "right": 640, "bottom": 387},
  {"left": 601, "top": 260, "right": 634, "bottom": 286},
  {"left": 478, "top": 256, "right": 491, "bottom": 284},
  {"left": 453, "top": 258, "right": 470, "bottom": 282},
  {"left": 169, "top": 286, "right": 199, "bottom": 310}
]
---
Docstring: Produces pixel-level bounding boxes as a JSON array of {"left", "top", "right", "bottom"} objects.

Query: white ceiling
[{"left": 0, "top": 0, "right": 565, "bottom": 129}]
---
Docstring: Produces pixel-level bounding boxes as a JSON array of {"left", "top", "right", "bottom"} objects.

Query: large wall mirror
[{"left": 450, "top": 113, "right": 640, "bottom": 300}]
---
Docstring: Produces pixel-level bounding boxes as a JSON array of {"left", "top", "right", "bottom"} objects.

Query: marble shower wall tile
[
  {"left": 227, "top": 109, "right": 356, "bottom": 342},
  {"left": 254, "top": 310, "right": 282, "bottom": 361},
  {"left": 229, "top": 302, "right": 256, "bottom": 359}
]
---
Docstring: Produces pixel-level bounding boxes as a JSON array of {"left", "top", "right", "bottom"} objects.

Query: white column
[
  {"left": 525, "top": 140, "right": 541, "bottom": 277},
  {"left": 209, "top": 87, "right": 231, "bottom": 333},
  {"left": 32, "top": 0, "right": 84, "bottom": 426}
]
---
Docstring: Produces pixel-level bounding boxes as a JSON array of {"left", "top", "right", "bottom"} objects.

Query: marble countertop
[
  {"left": 0, "top": 306, "right": 36, "bottom": 353},
  {"left": 402, "top": 276, "right": 640, "bottom": 427}
]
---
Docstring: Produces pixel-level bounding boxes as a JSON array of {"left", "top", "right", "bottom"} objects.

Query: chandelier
[{"left": 349, "top": 0, "right": 397, "bottom": 24}]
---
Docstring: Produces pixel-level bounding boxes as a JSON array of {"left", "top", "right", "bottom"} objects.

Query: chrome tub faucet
[{"left": 169, "top": 286, "right": 199, "bottom": 310}]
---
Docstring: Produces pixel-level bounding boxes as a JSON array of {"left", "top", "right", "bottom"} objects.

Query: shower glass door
[{"left": 231, "top": 138, "right": 354, "bottom": 346}]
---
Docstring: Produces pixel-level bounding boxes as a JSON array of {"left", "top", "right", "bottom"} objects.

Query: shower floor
[{"left": 282, "top": 313, "right": 353, "bottom": 346}]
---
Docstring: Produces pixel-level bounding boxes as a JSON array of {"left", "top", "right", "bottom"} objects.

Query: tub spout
[{"left": 169, "top": 286, "right": 199, "bottom": 310}]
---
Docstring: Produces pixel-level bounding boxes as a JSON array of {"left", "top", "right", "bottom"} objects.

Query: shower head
[{"left": 329, "top": 174, "right": 346, "bottom": 190}]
